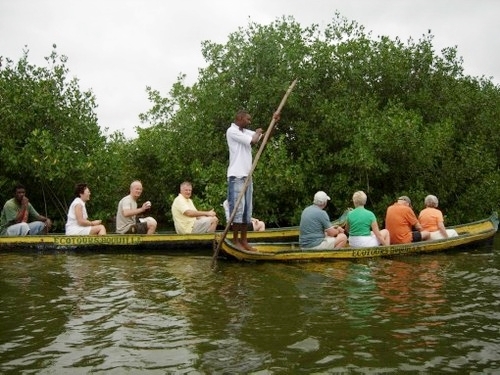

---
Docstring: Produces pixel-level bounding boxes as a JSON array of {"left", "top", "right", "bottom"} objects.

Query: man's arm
[
  {"left": 27, "top": 203, "right": 52, "bottom": 231},
  {"left": 326, "top": 225, "right": 344, "bottom": 237},
  {"left": 183, "top": 208, "right": 217, "bottom": 218},
  {"left": 251, "top": 128, "right": 263, "bottom": 144},
  {"left": 122, "top": 201, "right": 151, "bottom": 218},
  {"left": 437, "top": 221, "right": 448, "bottom": 238},
  {"left": 251, "top": 112, "right": 281, "bottom": 144}
]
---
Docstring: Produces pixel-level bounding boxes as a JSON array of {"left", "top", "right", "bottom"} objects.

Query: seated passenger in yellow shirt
[{"left": 171, "top": 181, "right": 218, "bottom": 234}]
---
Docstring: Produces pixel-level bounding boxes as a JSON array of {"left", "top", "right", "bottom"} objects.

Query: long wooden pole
[{"left": 212, "top": 78, "right": 298, "bottom": 268}]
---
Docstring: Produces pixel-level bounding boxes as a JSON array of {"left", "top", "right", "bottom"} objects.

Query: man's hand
[{"left": 44, "top": 218, "right": 53, "bottom": 231}]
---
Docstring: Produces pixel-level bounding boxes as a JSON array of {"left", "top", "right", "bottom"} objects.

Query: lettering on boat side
[
  {"left": 351, "top": 245, "right": 412, "bottom": 257},
  {"left": 53, "top": 236, "right": 143, "bottom": 246}
]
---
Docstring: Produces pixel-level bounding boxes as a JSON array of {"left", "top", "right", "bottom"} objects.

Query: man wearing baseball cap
[
  {"left": 385, "top": 196, "right": 430, "bottom": 244},
  {"left": 299, "top": 191, "right": 347, "bottom": 250}
]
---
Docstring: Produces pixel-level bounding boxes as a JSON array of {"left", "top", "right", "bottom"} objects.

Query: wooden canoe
[
  {"left": 0, "top": 211, "right": 349, "bottom": 253},
  {"left": 0, "top": 226, "right": 300, "bottom": 252},
  {"left": 217, "top": 213, "right": 499, "bottom": 262}
]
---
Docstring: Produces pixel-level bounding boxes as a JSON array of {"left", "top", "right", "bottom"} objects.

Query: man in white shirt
[
  {"left": 116, "top": 180, "right": 157, "bottom": 234},
  {"left": 225, "top": 110, "right": 278, "bottom": 251}
]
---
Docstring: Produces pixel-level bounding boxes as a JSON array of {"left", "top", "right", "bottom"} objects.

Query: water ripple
[{"left": 1, "top": 245, "right": 499, "bottom": 373}]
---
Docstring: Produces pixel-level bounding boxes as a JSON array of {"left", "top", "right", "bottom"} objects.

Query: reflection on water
[{"left": 0, "top": 235, "right": 499, "bottom": 373}]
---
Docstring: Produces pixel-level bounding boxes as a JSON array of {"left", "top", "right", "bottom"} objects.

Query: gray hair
[
  {"left": 424, "top": 194, "right": 439, "bottom": 208},
  {"left": 313, "top": 197, "right": 327, "bottom": 205},
  {"left": 352, "top": 191, "right": 367, "bottom": 207}
]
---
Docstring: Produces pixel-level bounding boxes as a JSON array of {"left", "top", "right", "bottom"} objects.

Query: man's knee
[
  {"left": 147, "top": 218, "right": 157, "bottom": 229},
  {"left": 6, "top": 223, "right": 30, "bottom": 236}
]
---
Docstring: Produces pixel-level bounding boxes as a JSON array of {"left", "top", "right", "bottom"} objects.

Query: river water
[{"left": 1, "top": 235, "right": 499, "bottom": 374}]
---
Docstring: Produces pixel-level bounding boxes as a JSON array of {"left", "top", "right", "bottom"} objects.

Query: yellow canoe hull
[{"left": 0, "top": 226, "right": 300, "bottom": 252}]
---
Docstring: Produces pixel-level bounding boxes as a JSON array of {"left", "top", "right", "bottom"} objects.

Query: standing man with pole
[
  {"left": 212, "top": 79, "right": 297, "bottom": 267},
  {"left": 226, "top": 110, "right": 279, "bottom": 251}
]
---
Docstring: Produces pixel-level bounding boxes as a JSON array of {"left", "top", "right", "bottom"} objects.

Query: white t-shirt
[
  {"left": 116, "top": 195, "right": 137, "bottom": 234},
  {"left": 65, "top": 197, "right": 91, "bottom": 235},
  {"left": 226, "top": 123, "right": 254, "bottom": 177}
]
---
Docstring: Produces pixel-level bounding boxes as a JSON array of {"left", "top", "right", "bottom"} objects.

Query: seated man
[
  {"left": 385, "top": 196, "right": 430, "bottom": 244},
  {"left": 0, "top": 184, "right": 52, "bottom": 236},
  {"left": 171, "top": 181, "right": 218, "bottom": 234},
  {"left": 299, "top": 191, "right": 347, "bottom": 250},
  {"left": 116, "top": 180, "right": 157, "bottom": 234}
]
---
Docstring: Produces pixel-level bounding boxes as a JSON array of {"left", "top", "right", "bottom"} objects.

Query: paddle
[{"left": 211, "top": 78, "right": 298, "bottom": 269}]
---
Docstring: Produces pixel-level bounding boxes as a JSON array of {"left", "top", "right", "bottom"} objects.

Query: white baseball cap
[{"left": 314, "top": 191, "right": 331, "bottom": 204}]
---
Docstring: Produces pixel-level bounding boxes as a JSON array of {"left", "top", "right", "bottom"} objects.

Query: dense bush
[{"left": 1, "top": 15, "right": 499, "bottom": 230}]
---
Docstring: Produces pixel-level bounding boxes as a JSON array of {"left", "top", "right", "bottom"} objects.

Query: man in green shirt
[{"left": 0, "top": 184, "right": 52, "bottom": 236}]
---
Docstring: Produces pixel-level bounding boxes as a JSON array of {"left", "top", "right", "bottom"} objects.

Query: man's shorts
[
  {"left": 306, "top": 236, "right": 337, "bottom": 250},
  {"left": 227, "top": 176, "right": 252, "bottom": 224},
  {"left": 125, "top": 222, "right": 148, "bottom": 234},
  {"left": 192, "top": 217, "right": 213, "bottom": 234},
  {"left": 411, "top": 231, "right": 423, "bottom": 242}
]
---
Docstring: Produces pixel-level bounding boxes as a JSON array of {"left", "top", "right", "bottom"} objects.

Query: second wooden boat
[{"left": 217, "top": 213, "right": 499, "bottom": 262}]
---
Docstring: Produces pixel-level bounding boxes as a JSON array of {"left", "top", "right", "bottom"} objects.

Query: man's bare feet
[
  {"left": 241, "top": 242, "right": 258, "bottom": 252},
  {"left": 233, "top": 239, "right": 244, "bottom": 250}
]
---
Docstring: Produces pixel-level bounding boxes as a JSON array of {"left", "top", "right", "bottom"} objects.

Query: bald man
[{"left": 116, "top": 180, "right": 157, "bottom": 234}]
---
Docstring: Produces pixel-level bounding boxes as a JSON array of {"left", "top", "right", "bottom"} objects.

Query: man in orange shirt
[{"left": 385, "top": 196, "right": 430, "bottom": 244}]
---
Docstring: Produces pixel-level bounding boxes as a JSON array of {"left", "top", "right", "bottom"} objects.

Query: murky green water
[{"left": 1, "top": 235, "right": 499, "bottom": 374}]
